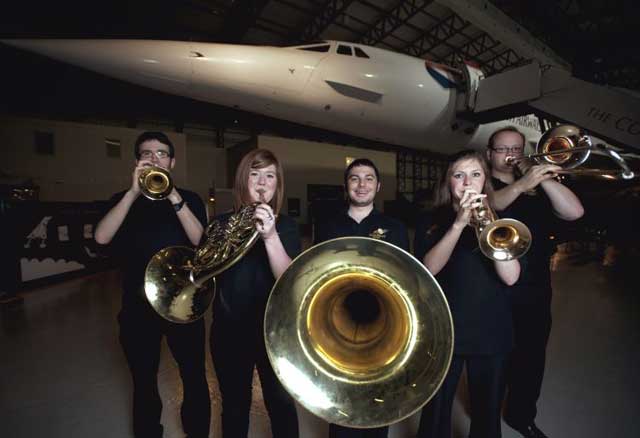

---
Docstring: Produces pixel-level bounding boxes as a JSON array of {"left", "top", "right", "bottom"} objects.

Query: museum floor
[{"left": 1, "top": 248, "right": 638, "bottom": 438}]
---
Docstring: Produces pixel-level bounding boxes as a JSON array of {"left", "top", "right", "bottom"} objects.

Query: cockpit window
[
  {"left": 337, "top": 45, "right": 353, "bottom": 56},
  {"left": 354, "top": 47, "right": 370, "bottom": 59},
  {"left": 297, "top": 44, "right": 330, "bottom": 53}
]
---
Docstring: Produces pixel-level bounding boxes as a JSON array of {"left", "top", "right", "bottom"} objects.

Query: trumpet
[
  {"left": 505, "top": 124, "right": 634, "bottom": 180},
  {"left": 471, "top": 197, "right": 531, "bottom": 261},
  {"left": 138, "top": 165, "right": 174, "bottom": 200}
]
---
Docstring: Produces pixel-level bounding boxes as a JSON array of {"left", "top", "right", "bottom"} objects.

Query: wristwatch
[{"left": 173, "top": 199, "right": 186, "bottom": 212}]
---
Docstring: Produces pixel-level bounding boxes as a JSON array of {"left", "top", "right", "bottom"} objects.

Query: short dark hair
[
  {"left": 134, "top": 131, "right": 175, "bottom": 158},
  {"left": 344, "top": 158, "right": 380, "bottom": 186},
  {"left": 487, "top": 126, "right": 525, "bottom": 150}
]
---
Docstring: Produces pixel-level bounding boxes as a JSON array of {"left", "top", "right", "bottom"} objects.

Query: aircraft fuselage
[{"left": 3, "top": 39, "right": 542, "bottom": 152}]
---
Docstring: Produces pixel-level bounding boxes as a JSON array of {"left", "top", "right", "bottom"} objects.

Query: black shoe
[{"left": 507, "top": 422, "right": 549, "bottom": 438}]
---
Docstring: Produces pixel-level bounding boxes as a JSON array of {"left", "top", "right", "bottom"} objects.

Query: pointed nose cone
[{"left": 2, "top": 39, "right": 195, "bottom": 95}]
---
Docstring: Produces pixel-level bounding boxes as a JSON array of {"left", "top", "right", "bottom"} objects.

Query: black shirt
[
  {"left": 414, "top": 208, "right": 513, "bottom": 355},
  {"left": 314, "top": 207, "right": 410, "bottom": 251},
  {"left": 216, "top": 213, "right": 301, "bottom": 321},
  {"left": 492, "top": 177, "right": 557, "bottom": 286},
  {"left": 102, "top": 189, "right": 207, "bottom": 300}
]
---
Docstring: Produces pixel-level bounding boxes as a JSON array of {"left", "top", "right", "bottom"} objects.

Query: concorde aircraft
[
  {"left": 3, "top": 39, "right": 638, "bottom": 154},
  {"left": 1, "top": 39, "right": 546, "bottom": 152}
]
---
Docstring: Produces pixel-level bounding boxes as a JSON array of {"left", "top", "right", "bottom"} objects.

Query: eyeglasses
[
  {"left": 491, "top": 146, "right": 523, "bottom": 154},
  {"left": 139, "top": 150, "right": 171, "bottom": 159}
]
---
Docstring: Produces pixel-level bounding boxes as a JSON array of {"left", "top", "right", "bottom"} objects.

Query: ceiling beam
[
  {"left": 401, "top": 13, "right": 470, "bottom": 58},
  {"left": 357, "top": 0, "right": 435, "bottom": 46},
  {"left": 436, "top": 0, "right": 571, "bottom": 71},
  {"left": 292, "top": 0, "right": 357, "bottom": 43},
  {"left": 439, "top": 32, "right": 502, "bottom": 70},
  {"left": 218, "top": 0, "right": 271, "bottom": 43}
]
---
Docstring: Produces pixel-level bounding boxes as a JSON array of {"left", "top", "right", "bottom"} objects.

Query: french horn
[{"left": 144, "top": 204, "right": 260, "bottom": 323}]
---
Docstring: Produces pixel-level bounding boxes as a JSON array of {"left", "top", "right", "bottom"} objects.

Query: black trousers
[
  {"left": 417, "top": 353, "right": 508, "bottom": 438},
  {"left": 329, "top": 424, "right": 389, "bottom": 438},
  {"left": 210, "top": 304, "right": 299, "bottom": 438},
  {"left": 505, "top": 284, "right": 552, "bottom": 427},
  {"left": 118, "top": 298, "right": 211, "bottom": 438}
]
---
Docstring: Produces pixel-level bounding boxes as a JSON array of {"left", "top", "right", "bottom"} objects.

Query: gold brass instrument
[
  {"left": 264, "top": 237, "right": 454, "bottom": 428},
  {"left": 471, "top": 197, "right": 531, "bottom": 261},
  {"left": 506, "top": 124, "right": 635, "bottom": 180},
  {"left": 138, "top": 165, "right": 174, "bottom": 200},
  {"left": 144, "top": 204, "right": 260, "bottom": 323}
]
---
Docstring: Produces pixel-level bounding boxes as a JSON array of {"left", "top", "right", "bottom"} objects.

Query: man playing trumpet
[{"left": 95, "top": 131, "right": 210, "bottom": 438}]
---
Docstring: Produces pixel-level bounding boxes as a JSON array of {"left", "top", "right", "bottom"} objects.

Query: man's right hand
[
  {"left": 129, "top": 160, "right": 153, "bottom": 196},
  {"left": 516, "top": 164, "right": 561, "bottom": 192}
]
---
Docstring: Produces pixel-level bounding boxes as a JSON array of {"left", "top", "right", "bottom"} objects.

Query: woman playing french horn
[
  {"left": 210, "top": 148, "right": 300, "bottom": 438},
  {"left": 414, "top": 150, "right": 520, "bottom": 438}
]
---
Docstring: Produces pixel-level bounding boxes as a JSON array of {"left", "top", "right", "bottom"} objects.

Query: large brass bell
[{"left": 264, "top": 237, "right": 454, "bottom": 428}]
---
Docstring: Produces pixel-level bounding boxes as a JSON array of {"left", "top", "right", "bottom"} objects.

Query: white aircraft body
[{"left": 4, "top": 39, "right": 543, "bottom": 153}]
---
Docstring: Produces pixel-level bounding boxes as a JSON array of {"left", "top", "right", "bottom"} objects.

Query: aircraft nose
[{"left": 1, "top": 39, "right": 194, "bottom": 95}]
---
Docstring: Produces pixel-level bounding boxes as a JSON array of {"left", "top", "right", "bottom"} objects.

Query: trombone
[{"left": 506, "top": 125, "right": 635, "bottom": 180}]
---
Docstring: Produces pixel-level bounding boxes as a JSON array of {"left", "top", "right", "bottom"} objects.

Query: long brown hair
[
  {"left": 434, "top": 150, "right": 493, "bottom": 208},
  {"left": 233, "top": 148, "right": 285, "bottom": 214}
]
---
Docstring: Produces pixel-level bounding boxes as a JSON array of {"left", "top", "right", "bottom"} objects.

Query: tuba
[
  {"left": 138, "top": 165, "right": 174, "bottom": 200},
  {"left": 144, "top": 204, "right": 260, "bottom": 323},
  {"left": 264, "top": 237, "right": 454, "bottom": 428},
  {"left": 471, "top": 197, "right": 531, "bottom": 261},
  {"left": 507, "top": 124, "right": 634, "bottom": 180}
]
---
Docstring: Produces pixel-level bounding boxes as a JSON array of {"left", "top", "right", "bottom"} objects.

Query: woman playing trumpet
[
  {"left": 210, "top": 148, "right": 300, "bottom": 438},
  {"left": 415, "top": 150, "right": 520, "bottom": 438}
]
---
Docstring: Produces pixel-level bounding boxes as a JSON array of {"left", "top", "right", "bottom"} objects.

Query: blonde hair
[{"left": 434, "top": 150, "right": 493, "bottom": 208}]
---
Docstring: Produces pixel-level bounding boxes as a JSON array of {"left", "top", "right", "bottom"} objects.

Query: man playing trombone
[
  {"left": 486, "top": 126, "right": 584, "bottom": 438},
  {"left": 95, "top": 131, "right": 211, "bottom": 438}
]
